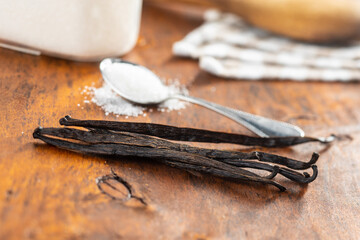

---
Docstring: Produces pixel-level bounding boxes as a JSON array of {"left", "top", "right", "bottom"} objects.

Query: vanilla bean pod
[
  {"left": 33, "top": 128, "right": 271, "bottom": 178},
  {"left": 60, "top": 116, "right": 334, "bottom": 147},
  {"left": 33, "top": 128, "right": 287, "bottom": 191},
  {"left": 33, "top": 127, "right": 318, "bottom": 190},
  {"left": 40, "top": 127, "right": 319, "bottom": 171},
  {"left": 35, "top": 127, "right": 317, "bottom": 182}
]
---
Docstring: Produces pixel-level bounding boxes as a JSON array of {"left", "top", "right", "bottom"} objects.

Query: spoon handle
[{"left": 174, "top": 95, "right": 304, "bottom": 137}]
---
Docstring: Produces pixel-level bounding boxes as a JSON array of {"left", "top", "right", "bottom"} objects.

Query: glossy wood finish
[{"left": 0, "top": 3, "right": 359, "bottom": 240}]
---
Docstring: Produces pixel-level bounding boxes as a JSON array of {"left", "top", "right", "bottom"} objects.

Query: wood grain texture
[{"left": 0, "top": 3, "right": 360, "bottom": 240}]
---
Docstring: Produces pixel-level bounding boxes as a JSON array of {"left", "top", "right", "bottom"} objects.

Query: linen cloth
[{"left": 173, "top": 10, "right": 360, "bottom": 81}]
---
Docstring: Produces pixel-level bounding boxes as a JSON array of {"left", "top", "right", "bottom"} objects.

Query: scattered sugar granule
[
  {"left": 90, "top": 83, "right": 145, "bottom": 117},
  {"left": 85, "top": 79, "right": 188, "bottom": 117}
]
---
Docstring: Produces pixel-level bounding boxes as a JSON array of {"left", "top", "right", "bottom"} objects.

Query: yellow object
[
  {"left": 225, "top": 0, "right": 360, "bottom": 43},
  {"left": 148, "top": 0, "right": 360, "bottom": 43}
]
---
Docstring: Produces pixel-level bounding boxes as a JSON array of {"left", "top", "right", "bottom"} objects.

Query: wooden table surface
[{"left": 1, "top": 3, "right": 360, "bottom": 240}]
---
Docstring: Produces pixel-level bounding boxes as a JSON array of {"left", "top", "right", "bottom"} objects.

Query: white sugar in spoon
[{"left": 100, "top": 58, "right": 305, "bottom": 137}]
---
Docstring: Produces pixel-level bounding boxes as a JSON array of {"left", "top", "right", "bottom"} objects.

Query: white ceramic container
[{"left": 0, "top": 0, "right": 143, "bottom": 61}]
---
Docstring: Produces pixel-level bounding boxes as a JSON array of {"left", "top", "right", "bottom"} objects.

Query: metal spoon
[{"left": 100, "top": 58, "right": 305, "bottom": 137}]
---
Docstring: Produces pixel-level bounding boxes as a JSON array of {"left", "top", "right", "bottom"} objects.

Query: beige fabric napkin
[{"left": 173, "top": 10, "right": 360, "bottom": 81}]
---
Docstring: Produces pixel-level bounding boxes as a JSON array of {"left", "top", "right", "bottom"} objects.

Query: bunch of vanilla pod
[{"left": 33, "top": 116, "right": 334, "bottom": 191}]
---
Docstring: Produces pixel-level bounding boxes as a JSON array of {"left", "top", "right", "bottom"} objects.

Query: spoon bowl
[{"left": 100, "top": 58, "right": 170, "bottom": 105}]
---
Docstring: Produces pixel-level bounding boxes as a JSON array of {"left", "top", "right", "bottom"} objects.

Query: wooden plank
[{"left": 0, "top": 3, "right": 359, "bottom": 239}]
